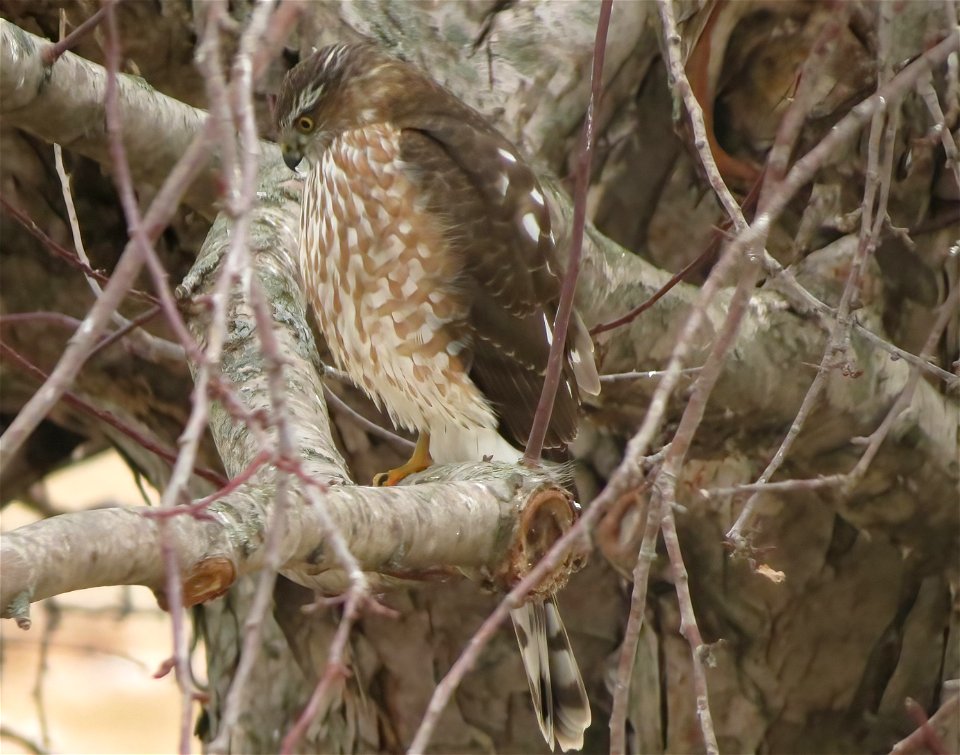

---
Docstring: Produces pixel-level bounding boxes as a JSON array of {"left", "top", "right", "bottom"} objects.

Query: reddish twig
[
  {"left": 101, "top": 7, "right": 195, "bottom": 750},
  {"left": 890, "top": 695, "right": 957, "bottom": 755},
  {"left": 41, "top": 5, "right": 108, "bottom": 65},
  {"left": 142, "top": 450, "right": 274, "bottom": 521},
  {"left": 0, "top": 194, "right": 155, "bottom": 303},
  {"left": 0, "top": 341, "right": 226, "bottom": 487},
  {"left": 0, "top": 311, "right": 84, "bottom": 331},
  {"left": 88, "top": 304, "right": 165, "bottom": 357},
  {"left": 0, "top": 90, "right": 219, "bottom": 476},
  {"left": 589, "top": 236, "right": 719, "bottom": 336},
  {"left": 523, "top": 0, "right": 613, "bottom": 463},
  {"left": 591, "top": 169, "right": 761, "bottom": 341}
]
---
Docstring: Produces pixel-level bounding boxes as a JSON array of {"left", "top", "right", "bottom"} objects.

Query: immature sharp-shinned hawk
[{"left": 276, "top": 43, "right": 600, "bottom": 751}]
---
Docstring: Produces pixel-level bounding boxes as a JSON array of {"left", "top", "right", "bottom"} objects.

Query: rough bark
[{"left": 1, "top": 2, "right": 957, "bottom": 753}]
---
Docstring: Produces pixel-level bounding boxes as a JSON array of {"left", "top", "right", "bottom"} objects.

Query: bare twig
[
  {"left": 0, "top": 195, "right": 149, "bottom": 300},
  {"left": 590, "top": 235, "right": 719, "bottom": 336},
  {"left": 842, "top": 279, "right": 959, "bottom": 492},
  {"left": 600, "top": 367, "right": 702, "bottom": 383},
  {"left": 41, "top": 5, "right": 108, "bottom": 65},
  {"left": 918, "top": 72, "right": 960, "bottom": 190},
  {"left": 708, "top": 475, "right": 845, "bottom": 498},
  {"left": 0, "top": 342, "right": 226, "bottom": 487},
  {"left": 0, "top": 96, "right": 218, "bottom": 475},
  {"left": 53, "top": 144, "right": 184, "bottom": 362},
  {"left": 322, "top": 384, "right": 416, "bottom": 451},
  {"left": 728, "top": 7, "right": 902, "bottom": 547},
  {"left": 524, "top": 0, "right": 613, "bottom": 463},
  {"left": 101, "top": 7, "right": 195, "bottom": 751},
  {"left": 890, "top": 694, "right": 958, "bottom": 755}
]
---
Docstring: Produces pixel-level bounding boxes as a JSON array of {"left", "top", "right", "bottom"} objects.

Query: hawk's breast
[{"left": 300, "top": 123, "right": 496, "bottom": 434}]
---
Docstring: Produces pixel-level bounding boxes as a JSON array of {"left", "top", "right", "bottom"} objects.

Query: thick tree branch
[
  {"left": 0, "top": 466, "right": 574, "bottom": 624},
  {"left": 0, "top": 19, "right": 217, "bottom": 217}
]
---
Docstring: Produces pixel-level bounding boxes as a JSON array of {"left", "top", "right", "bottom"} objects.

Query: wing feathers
[{"left": 398, "top": 124, "right": 592, "bottom": 449}]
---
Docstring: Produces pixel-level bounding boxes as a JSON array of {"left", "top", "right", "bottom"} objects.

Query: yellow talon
[{"left": 373, "top": 432, "right": 433, "bottom": 486}]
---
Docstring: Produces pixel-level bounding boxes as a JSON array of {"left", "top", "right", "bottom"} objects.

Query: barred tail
[{"left": 510, "top": 598, "right": 591, "bottom": 751}]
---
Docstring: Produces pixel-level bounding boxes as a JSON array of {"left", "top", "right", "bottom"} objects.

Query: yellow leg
[{"left": 373, "top": 432, "right": 433, "bottom": 486}]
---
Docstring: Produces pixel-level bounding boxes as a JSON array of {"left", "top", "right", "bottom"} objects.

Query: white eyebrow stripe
[{"left": 294, "top": 82, "right": 326, "bottom": 116}]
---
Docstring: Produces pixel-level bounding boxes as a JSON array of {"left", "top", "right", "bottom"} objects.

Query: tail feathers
[
  {"left": 543, "top": 598, "right": 591, "bottom": 751},
  {"left": 510, "top": 599, "right": 591, "bottom": 752}
]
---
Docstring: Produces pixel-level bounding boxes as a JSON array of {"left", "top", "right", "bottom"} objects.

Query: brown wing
[{"left": 397, "top": 115, "right": 581, "bottom": 450}]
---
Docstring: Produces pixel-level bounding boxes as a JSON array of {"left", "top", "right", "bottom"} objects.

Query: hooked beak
[{"left": 281, "top": 143, "right": 303, "bottom": 171}]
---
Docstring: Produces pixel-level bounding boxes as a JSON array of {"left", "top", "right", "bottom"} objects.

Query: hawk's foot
[{"left": 373, "top": 432, "right": 432, "bottom": 486}]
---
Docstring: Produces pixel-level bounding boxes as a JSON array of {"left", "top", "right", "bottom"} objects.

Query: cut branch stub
[
  {"left": 493, "top": 483, "right": 582, "bottom": 598},
  {"left": 154, "top": 556, "right": 238, "bottom": 611}
]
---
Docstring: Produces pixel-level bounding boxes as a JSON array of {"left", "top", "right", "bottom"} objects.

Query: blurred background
[{"left": 1, "top": 453, "right": 200, "bottom": 754}]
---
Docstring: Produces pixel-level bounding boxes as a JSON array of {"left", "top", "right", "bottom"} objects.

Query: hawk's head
[{"left": 275, "top": 43, "right": 433, "bottom": 171}]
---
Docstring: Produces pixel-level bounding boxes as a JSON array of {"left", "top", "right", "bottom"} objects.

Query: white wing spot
[
  {"left": 522, "top": 212, "right": 540, "bottom": 242},
  {"left": 497, "top": 173, "right": 510, "bottom": 197},
  {"left": 542, "top": 313, "right": 554, "bottom": 346},
  {"left": 498, "top": 148, "right": 517, "bottom": 164},
  {"left": 530, "top": 188, "right": 545, "bottom": 205}
]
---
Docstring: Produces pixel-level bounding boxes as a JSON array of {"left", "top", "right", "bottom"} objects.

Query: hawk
[{"left": 276, "top": 42, "right": 599, "bottom": 751}]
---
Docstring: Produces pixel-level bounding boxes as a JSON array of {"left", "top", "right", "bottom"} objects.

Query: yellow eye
[{"left": 296, "top": 115, "right": 314, "bottom": 133}]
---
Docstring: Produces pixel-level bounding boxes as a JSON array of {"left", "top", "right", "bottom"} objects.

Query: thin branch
[
  {"left": 841, "top": 279, "right": 959, "bottom": 493},
  {"left": 101, "top": 8, "right": 194, "bottom": 751},
  {"left": 0, "top": 341, "right": 226, "bottom": 487},
  {"left": 729, "top": 7, "right": 902, "bottom": 546},
  {"left": 0, "top": 109, "right": 219, "bottom": 475},
  {"left": 918, "top": 72, "right": 960, "bottom": 191},
  {"left": 0, "top": 195, "right": 151, "bottom": 301},
  {"left": 322, "top": 384, "right": 416, "bottom": 452},
  {"left": 890, "top": 694, "right": 957, "bottom": 755},
  {"left": 53, "top": 143, "right": 184, "bottom": 362},
  {"left": 708, "top": 475, "right": 845, "bottom": 498},
  {"left": 524, "top": 0, "right": 613, "bottom": 463},
  {"left": 41, "top": 5, "right": 108, "bottom": 65},
  {"left": 600, "top": 367, "right": 702, "bottom": 383},
  {"left": 590, "top": 237, "right": 719, "bottom": 336}
]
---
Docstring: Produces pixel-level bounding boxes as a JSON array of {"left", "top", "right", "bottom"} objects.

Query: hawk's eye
[{"left": 296, "top": 115, "right": 315, "bottom": 133}]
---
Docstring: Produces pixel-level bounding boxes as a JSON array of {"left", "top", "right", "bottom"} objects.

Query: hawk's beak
[{"left": 281, "top": 143, "right": 303, "bottom": 171}]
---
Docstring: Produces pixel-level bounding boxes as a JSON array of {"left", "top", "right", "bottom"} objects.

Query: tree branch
[{"left": 0, "top": 466, "right": 575, "bottom": 623}]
